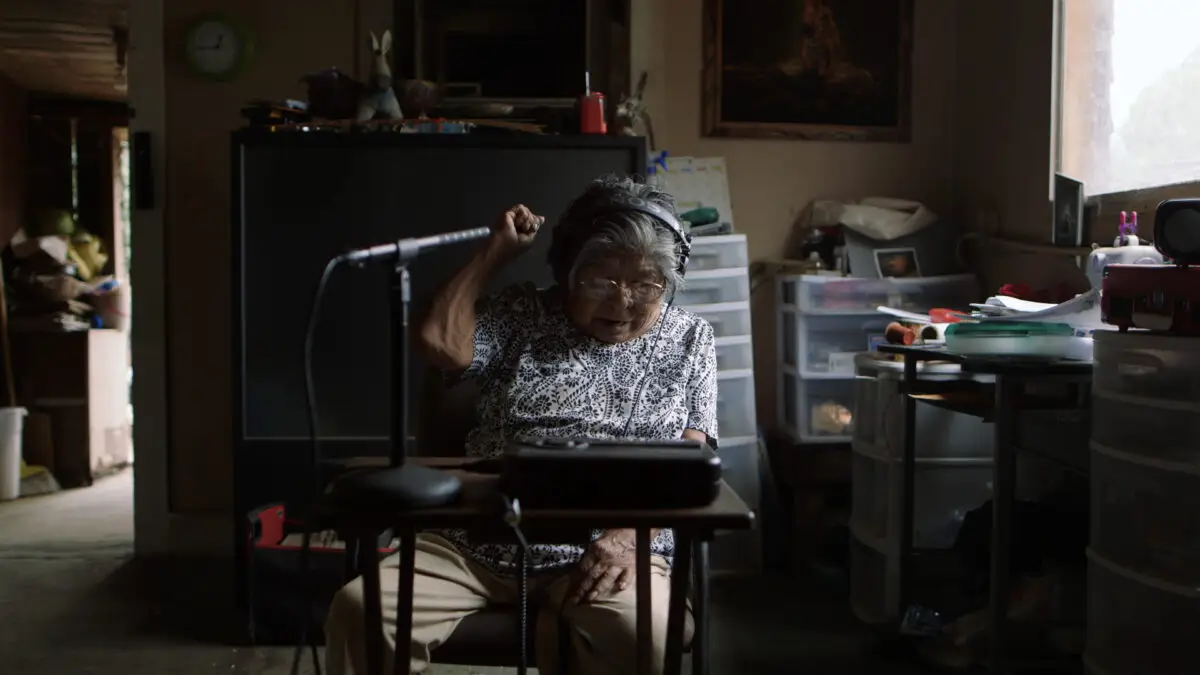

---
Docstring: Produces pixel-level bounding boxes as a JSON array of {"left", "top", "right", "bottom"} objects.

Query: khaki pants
[{"left": 325, "top": 533, "right": 692, "bottom": 675}]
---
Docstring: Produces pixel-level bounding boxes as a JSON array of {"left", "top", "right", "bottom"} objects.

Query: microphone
[{"left": 338, "top": 226, "right": 492, "bottom": 265}]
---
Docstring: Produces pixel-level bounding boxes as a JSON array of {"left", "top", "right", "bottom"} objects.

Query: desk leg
[
  {"left": 898, "top": 355, "right": 919, "bottom": 615},
  {"left": 665, "top": 531, "right": 694, "bottom": 675},
  {"left": 393, "top": 528, "right": 417, "bottom": 675},
  {"left": 691, "top": 539, "right": 710, "bottom": 675},
  {"left": 360, "top": 535, "right": 385, "bottom": 675},
  {"left": 636, "top": 528, "right": 653, "bottom": 675},
  {"left": 988, "top": 376, "right": 1021, "bottom": 675}
]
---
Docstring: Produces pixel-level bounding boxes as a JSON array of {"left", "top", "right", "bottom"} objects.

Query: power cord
[
  {"left": 501, "top": 495, "right": 533, "bottom": 675},
  {"left": 619, "top": 301, "right": 673, "bottom": 437},
  {"left": 290, "top": 255, "right": 346, "bottom": 675}
]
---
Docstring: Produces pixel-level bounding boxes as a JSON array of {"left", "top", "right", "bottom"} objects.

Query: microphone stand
[
  {"left": 333, "top": 228, "right": 491, "bottom": 508},
  {"left": 379, "top": 247, "right": 462, "bottom": 507}
]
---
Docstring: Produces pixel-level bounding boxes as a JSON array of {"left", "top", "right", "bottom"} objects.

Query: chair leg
[
  {"left": 665, "top": 531, "right": 694, "bottom": 675},
  {"left": 359, "top": 535, "right": 385, "bottom": 675},
  {"left": 691, "top": 539, "right": 710, "bottom": 675}
]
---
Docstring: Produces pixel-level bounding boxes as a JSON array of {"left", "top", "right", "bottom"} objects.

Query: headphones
[{"left": 547, "top": 193, "right": 693, "bottom": 284}]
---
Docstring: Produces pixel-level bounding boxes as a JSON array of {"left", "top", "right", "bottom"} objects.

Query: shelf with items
[{"left": 776, "top": 273, "right": 980, "bottom": 316}]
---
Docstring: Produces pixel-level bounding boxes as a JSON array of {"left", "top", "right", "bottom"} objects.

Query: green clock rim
[{"left": 183, "top": 12, "right": 256, "bottom": 83}]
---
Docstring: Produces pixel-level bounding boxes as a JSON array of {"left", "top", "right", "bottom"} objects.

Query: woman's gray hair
[{"left": 550, "top": 175, "right": 686, "bottom": 297}]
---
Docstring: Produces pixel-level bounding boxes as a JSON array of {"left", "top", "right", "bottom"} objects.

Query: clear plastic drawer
[
  {"left": 690, "top": 301, "right": 752, "bottom": 339},
  {"left": 687, "top": 234, "right": 749, "bottom": 272},
  {"left": 716, "top": 370, "right": 757, "bottom": 439},
  {"left": 714, "top": 335, "right": 754, "bottom": 372},
  {"left": 778, "top": 273, "right": 979, "bottom": 314},
  {"left": 675, "top": 268, "right": 750, "bottom": 307}
]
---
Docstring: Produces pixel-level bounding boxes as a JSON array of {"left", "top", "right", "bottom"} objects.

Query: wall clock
[{"left": 183, "top": 14, "right": 255, "bottom": 82}]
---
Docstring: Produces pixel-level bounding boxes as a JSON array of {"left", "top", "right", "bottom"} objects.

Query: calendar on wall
[{"left": 659, "top": 156, "right": 736, "bottom": 228}]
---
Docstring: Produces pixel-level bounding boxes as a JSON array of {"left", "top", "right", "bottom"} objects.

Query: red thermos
[{"left": 579, "top": 72, "right": 607, "bottom": 134}]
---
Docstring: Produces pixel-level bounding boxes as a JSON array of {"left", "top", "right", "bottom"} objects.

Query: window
[{"left": 1061, "top": 0, "right": 1200, "bottom": 197}]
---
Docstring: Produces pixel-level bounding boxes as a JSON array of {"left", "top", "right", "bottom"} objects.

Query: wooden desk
[
  {"left": 325, "top": 457, "right": 756, "bottom": 675},
  {"left": 876, "top": 346, "right": 1091, "bottom": 674}
]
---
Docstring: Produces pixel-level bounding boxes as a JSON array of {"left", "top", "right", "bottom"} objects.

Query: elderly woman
[{"left": 325, "top": 176, "right": 719, "bottom": 675}]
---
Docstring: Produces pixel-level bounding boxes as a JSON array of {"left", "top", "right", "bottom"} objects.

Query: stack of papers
[
  {"left": 876, "top": 288, "right": 1110, "bottom": 335},
  {"left": 971, "top": 288, "right": 1108, "bottom": 332}
]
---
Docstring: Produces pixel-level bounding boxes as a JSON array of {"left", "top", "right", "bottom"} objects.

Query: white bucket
[{"left": 0, "top": 407, "right": 28, "bottom": 501}]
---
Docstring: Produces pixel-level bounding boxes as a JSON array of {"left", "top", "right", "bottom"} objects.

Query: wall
[
  {"left": 0, "top": 75, "right": 27, "bottom": 249},
  {"left": 953, "top": 0, "right": 1083, "bottom": 294},
  {"left": 634, "top": 0, "right": 959, "bottom": 427}
]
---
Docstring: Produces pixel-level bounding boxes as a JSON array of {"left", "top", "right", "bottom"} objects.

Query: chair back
[{"left": 416, "top": 369, "right": 481, "bottom": 457}]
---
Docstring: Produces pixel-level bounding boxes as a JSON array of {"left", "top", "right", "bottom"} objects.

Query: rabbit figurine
[{"left": 357, "top": 30, "right": 404, "bottom": 122}]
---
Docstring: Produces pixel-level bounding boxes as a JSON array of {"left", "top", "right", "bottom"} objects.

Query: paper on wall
[{"left": 660, "top": 156, "right": 736, "bottom": 228}]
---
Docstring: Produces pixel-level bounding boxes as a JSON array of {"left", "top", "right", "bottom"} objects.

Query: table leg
[
  {"left": 898, "top": 354, "right": 919, "bottom": 615},
  {"left": 665, "top": 530, "right": 694, "bottom": 675},
  {"left": 360, "top": 535, "right": 384, "bottom": 675},
  {"left": 636, "top": 528, "right": 653, "bottom": 675},
  {"left": 691, "top": 539, "right": 710, "bottom": 675},
  {"left": 393, "top": 528, "right": 417, "bottom": 675},
  {"left": 988, "top": 376, "right": 1021, "bottom": 675}
]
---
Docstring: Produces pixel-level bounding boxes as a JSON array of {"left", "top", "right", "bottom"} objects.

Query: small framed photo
[{"left": 875, "top": 248, "right": 922, "bottom": 279}]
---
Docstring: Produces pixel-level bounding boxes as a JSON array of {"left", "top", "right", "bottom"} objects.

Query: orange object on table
[
  {"left": 885, "top": 322, "right": 916, "bottom": 345},
  {"left": 929, "top": 308, "right": 963, "bottom": 323}
]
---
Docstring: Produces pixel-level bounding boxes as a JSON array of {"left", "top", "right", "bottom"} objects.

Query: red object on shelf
[{"left": 579, "top": 90, "right": 607, "bottom": 134}]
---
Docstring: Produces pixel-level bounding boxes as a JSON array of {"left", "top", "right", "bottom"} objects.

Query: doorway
[{"left": 0, "top": 107, "right": 135, "bottom": 557}]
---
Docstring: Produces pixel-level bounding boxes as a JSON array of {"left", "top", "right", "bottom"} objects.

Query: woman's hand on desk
[{"left": 570, "top": 528, "right": 643, "bottom": 604}]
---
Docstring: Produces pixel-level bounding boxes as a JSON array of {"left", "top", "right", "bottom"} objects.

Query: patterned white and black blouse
[{"left": 436, "top": 282, "right": 719, "bottom": 575}]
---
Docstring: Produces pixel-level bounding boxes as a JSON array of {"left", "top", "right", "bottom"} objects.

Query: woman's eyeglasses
[{"left": 576, "top": 278, "right": 666, "bottom": 304}]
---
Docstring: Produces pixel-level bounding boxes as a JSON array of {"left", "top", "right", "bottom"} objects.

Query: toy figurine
[{"left": 357, "top": 30, "right": 403, "bottom": 122}]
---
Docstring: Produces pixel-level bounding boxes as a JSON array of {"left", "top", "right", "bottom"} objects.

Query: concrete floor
[{"left": 0, "top": 469, "right": 929, "bottom": 674}]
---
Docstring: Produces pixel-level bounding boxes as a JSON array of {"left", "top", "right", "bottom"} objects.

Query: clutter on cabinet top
[
  {"left": 809, "top": 197, "right": 937, "bottom": 242},
  {"left": 1101, "top": 198, "right": 1200, "bottom": 336},
  {"left": 1085, "top": 210, "right": 1164, "bottom": 290},
  {"left": 5, "top": 220, "right": 127, "bottom": 333}
]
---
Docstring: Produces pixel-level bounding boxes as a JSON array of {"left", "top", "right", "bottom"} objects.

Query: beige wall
[{"left": 144, "top": 0, "right": 1066, "bottom": 551}]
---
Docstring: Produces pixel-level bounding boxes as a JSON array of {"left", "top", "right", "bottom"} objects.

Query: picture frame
[
  {"left": 874, "top": 247, "right": 921, "bottom": 278},
  {"left": 701, "top": 0, "right": 914, "bottom": 142}
]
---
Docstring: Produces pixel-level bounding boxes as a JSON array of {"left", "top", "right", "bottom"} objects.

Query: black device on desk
[{"left": 499, "top": 436, "right": 723, "bottom": 509}]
